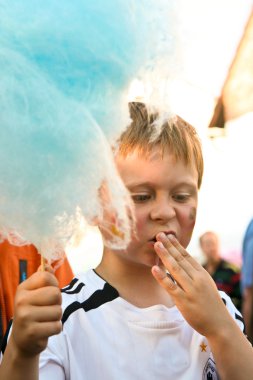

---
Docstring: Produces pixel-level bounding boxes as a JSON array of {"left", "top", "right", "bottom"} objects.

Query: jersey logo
[{"left": 202, "top": 358, "right": 219, "bottom": 380}]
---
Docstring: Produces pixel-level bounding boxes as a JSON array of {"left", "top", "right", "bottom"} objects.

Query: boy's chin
[{"left": 144, "top": 254, "right": 163, "bottom": 269}]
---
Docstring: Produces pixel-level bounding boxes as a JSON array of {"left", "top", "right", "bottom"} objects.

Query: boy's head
[
  {"left": 115, "top": 102, "right": 203, "bottom": 189},
  {"left": 103, "top": 102, "right": 203, "bottom": 264}
]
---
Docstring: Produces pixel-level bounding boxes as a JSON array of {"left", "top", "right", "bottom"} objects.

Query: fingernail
[
  {"left": 157, "top": 232, "right": 166, "bottom": 240},
  {"left": 156, "top": 241, "right": 164, "bottom": 249},
  {"left": 152, "top": 265, "right": 161, "bottom": 273}
]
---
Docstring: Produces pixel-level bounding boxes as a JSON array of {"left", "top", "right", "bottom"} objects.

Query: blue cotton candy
[{"left": 0, "top": 0, "right": 177, "bottom": 259}]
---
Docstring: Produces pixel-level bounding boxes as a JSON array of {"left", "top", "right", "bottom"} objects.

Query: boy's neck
[{"left": 95, "top": 249, "right": 174, "bottom": 309}]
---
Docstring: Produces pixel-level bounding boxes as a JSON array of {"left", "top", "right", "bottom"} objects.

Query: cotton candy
[{"left": 0, "top": 0, "right": 178, "bottom": 260}]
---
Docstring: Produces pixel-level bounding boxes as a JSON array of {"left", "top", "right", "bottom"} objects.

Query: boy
[{"left": 0, "top": 104, "right": 253, "bottom": 379}]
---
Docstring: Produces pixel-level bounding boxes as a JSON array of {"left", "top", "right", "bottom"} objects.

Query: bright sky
[
  {"left": 170, "top": 0, "right": 252, "bottom": 128},
  {"left": 189, "top": 112, "right": 253, "bottom": 267},
  {"left": 67, "top": 0, "right": 253, "bottom": 274}
]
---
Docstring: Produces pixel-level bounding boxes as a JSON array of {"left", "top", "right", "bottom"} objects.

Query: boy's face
[{"left": 115, "top": 147, "right": 199, "bottom": 268}]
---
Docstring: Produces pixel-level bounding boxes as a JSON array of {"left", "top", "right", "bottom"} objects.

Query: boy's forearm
[
  {"left": 0, "top": 336, "right": 39, "bottom": 380},
  {"left": 207, "top": 319, "right": 253, "bottom": 380}
]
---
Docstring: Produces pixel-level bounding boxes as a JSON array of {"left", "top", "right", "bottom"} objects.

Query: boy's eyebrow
[
  {"left": 126, "top": 179, "right": 158, "bottom": 187},
  {"left": 126, "top": 181, "right": 197, "bottom": 190},
  {"left": 126, "top": 181, "right": 154, "bottom": 190}
]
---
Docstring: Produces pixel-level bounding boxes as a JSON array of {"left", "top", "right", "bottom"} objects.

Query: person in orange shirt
[{"left": 0, "top": 240, "right": 73, "bottom": 344}]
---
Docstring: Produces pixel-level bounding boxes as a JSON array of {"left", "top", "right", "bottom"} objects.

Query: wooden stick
[{"left": 41, "top": 255, "right": 46, "bottom": 271}]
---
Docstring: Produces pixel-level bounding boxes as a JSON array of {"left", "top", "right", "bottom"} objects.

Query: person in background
[
  {"left": 199, "top": 231, "right": 242, "bottom": 312},
  {"left": 241, "top": 218, "right": 253, "bottom": 343},
  {"left": 0, "top": 239, "right": 73, "bottom": 346}
]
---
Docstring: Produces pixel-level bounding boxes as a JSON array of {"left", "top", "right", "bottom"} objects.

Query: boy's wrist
[
  {"left": 9, "top": 334, "right": 40, "bottom": 362},
  {"left": 0, "top": 335, "right": 40, "bottom": 380},
  {"left": 206, "top": 316, "right": 242, "bottom": 347}
]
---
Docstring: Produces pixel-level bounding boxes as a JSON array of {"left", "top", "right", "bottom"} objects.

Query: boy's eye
[
  {"left": 131, "top": 194, "right": 151, "bottom": 203},
  {"left": 173, "top": 193, "right": 190, "bottom": 202}
]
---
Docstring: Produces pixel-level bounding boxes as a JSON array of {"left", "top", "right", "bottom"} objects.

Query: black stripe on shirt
[
  {"left": 235, "top": 312, "right": 246, "bottom": 334},
  {"left": 62, "top": 282, "right": 119, "bottom": 324},
  {"left": 62, "top": 282, "right": 85, "bottom": 295},
  {"left": 222, "top": 297, "right": 247, "bottom": 334},
  {"left": 61, "top": 278, "right": 78, "bottom": 293},
  {"left": 1, "top": 320, "right": 13, "bottom": 355}
]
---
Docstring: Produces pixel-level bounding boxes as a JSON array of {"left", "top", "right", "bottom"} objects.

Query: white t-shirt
[{"left": 39, "top": 269, "right": 244, "bottom": 380}]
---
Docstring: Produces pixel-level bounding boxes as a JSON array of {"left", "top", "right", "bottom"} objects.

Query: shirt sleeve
[
  {"left": 39, "top": 332, "right": 70, "bottom": 380},
  {"left": 219, "top": 291, "right": 245, "bottom": 333},
  {"left": 39, "top": 361, "right": 65, "bottom": 380}
]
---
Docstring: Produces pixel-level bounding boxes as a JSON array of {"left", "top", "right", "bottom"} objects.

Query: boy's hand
[
  {"left": 152, "top": 233, "right": 233, "bottom": 339},
  {"left": 11, "top": 271, "right": 62, "bottom": 357}
]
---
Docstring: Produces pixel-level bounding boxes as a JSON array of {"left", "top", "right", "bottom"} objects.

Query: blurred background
[{"left": 66, "top": 0, "right": 253, "bottom": 275}]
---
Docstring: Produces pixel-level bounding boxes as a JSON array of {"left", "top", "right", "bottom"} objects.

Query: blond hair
[{"left": 116, "top": 102, "right": 204, "bottom": 188}]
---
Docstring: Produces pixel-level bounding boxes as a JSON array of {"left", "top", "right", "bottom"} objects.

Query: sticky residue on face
[{"left": 189, "top": 207, "right": 197, "bottom": 227}]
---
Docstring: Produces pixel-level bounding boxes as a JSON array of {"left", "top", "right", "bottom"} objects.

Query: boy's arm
[
  {"left": 0, "top": 335, "right": 40, "bottom": 380},
  {"left": 152, "top": 233, "right": 253, "bottom": 380},
  {"left": 0, "top": 271, "right": 62, "bottom": 380},
  {"left": 205, "top": 316, "right": 252, "bottom": 380}
]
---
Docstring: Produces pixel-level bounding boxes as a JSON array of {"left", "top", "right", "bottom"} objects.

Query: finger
[
  {"left": 151, "top": 265, "right": 183, "bottom": 296},
  {"left": 31, "top": 305, "right": 62, "bottom": 322},
  {"left": 16, "top": 304, "right": 62, "bottom": 323},
  {"left": 11, "top": 319, "right": 62, "bottom": 356},
  {"left": 154, "top": 241, "right": 194, "bottom": 290},
  {"left": 155, "top": 235, "right": 196, "bottom": 279},
  {"left": 22, "top": 286, "right": 62, "bottom": 307},
  {"left": 19, "top": 271, "right": 59, "bottom": 291},
  {"left": 27, "top": 320, "right": 63, "bottom": 340},
  {"left": 165, "top": 234, "right": 203, "bottom": 271}
]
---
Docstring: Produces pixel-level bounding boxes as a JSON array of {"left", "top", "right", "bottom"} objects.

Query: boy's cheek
[
  {"left": 177, "top": 206, "right": 197, "bottom": 248},
  {"left": 130, "top": 214, "right": 146, "bottom": 241},
  {"left": 189, "top": 207, "right": 197, "bottom": 227},
  {"left": 135, "top": 211, "right": 147, "bottom": 230},
  {"left": 182, "top": 206, "right": 197, "bottom": 232}
]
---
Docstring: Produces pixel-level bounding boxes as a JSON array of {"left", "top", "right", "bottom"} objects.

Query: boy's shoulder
[
  {"left": 60, "top": 269, "right": 119, "bottom": 325},
  {"left": 60, "top": 269, "right": 102, "bottom": 303}
]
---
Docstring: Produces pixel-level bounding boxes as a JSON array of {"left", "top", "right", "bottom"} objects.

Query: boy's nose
[{"left": 150, "top": 198, "right": 176, "bottom": 222}]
